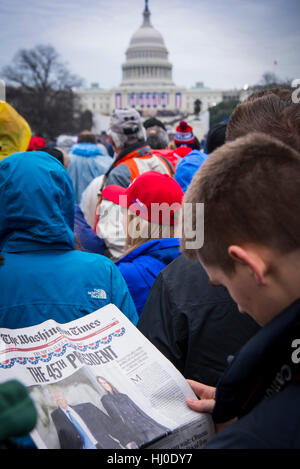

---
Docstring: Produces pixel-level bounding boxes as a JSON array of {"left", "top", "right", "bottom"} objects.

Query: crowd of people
[{"left": 0, "top": 87, "right": 299, "bottom": 449}]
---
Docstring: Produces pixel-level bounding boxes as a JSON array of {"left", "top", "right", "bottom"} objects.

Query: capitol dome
[{"left": 121, "top": 0, "right": 174, "bottom": 87}]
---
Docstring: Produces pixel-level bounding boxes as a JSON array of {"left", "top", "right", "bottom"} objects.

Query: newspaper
[{"left": 0, "top": 304, "right": 215, "bottom": 449}]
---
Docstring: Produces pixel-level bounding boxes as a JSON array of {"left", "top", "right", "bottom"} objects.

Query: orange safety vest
[{"left": 93, "top": 145, "right": 174, "bottom": 232}]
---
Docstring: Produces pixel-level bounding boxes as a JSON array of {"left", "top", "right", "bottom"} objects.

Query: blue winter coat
[
  {"left": 0, "top": 151, "right": 138, "bottom": 329},
  {"left": 68, "top": 143, "right": 112, "bottom": 203},
  {"left": 116, "top": 239, "right": 181, "bottom": 316},
  {"left": 74, "top": 204, "right": 106, "bottom": 254},
  {"left": 174, "top": 150, "right": 208, "bottom": 193}
]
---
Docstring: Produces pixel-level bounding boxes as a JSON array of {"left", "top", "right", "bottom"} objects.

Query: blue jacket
[
  {"left": 116, "top": 239, "right": 181, "bottom": 316},
  {"left": 0, "top": 151, "right": 138, "bottom": 329},
  {"left": 68, "top": 143, "right": 112, "bottom": 203},
  {"left": 174, "top": 150, "right": 208, "bottom": 193},
  {"left": 74, "top": 204, "right": 106, "bottom": 254}
]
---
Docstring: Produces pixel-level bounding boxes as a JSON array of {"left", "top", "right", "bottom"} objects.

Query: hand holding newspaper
[{"left": 0, "top": 304, "right": 214, "bottom": 449}]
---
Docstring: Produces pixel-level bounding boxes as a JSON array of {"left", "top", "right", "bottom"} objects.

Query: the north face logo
[{"left": 88, "top": 289, "right": 107, "bottom": 299}]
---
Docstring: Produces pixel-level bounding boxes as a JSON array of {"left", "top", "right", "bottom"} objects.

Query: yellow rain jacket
[{"left": 0, "top": 101, "right": 31, "bottom": 161}]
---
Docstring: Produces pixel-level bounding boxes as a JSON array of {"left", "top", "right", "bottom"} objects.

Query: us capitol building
[{"left": 76, "top": 1, "right": 239, "bottom": 130}]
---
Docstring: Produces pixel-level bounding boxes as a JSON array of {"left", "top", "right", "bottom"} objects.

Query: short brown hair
[
  {"left": 227, "top": 92, "right": 300, "bottom": 153},
  {"left": 77, "top": 131, "right": 97, "bottom": 144},
  {"left": 245, "top": 87, "right": 293, "bottom": 103},
  {"left": 182, "top": 133, "right": 300, "bottom": 273}
]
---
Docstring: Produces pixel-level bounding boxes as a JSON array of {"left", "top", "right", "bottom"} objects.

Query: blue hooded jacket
[
  {"left": 116, "top": 238, "right": 181, "bottom": 316},
  {"left": 68, "top": 143, "right": 112, "bottom": 204},
  {"left": 0, "top": 151, "right": 138, "bottom": 329}
]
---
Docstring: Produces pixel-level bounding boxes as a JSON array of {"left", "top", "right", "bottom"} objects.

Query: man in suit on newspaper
[{"left": 50, "top": 389, "right": 137, "bottom": 449}]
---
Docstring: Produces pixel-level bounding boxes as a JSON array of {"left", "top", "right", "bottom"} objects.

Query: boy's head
[
  {"left": 182, "top": 132, "right": 300, "bottom": 325},
  {"left": 226, "top": 91, "right": 300, "bottom": 153},
  {"left": 244, "top": 87, "right": 293, "bottom": 103}
]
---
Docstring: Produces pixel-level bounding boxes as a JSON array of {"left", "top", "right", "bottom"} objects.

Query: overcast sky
[{"left": 0, "top": 0, "right": 299, "bottom": 91}]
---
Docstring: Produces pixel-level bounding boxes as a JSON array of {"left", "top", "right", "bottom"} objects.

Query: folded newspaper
[{"left": 0, "top": 304, "right": 214, "bottom": 449}]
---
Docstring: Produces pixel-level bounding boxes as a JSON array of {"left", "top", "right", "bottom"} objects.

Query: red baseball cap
[{"left": 102, "top": 171, "right": 184, "bottom": 225}]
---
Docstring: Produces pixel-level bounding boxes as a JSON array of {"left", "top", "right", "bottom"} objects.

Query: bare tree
[
  {"left": 3, "top": 45, "right": 82, "bottom": 92},
  {"left": 2, "top": 45, "right": 84, "bottom": 138},
  {"left": 260, "top": 71, "right": 281, "bottom": 87}
]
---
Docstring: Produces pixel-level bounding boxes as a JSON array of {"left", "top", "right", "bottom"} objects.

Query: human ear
[{"left": 228, "top": 245, "right": 266, "bottom": 286}]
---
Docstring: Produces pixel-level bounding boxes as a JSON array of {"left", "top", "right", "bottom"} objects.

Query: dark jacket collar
[
  {"left": 213, "top": 298, "right": 300, "bottom": 423},
  {"left": 115, "top": 140, "right": 150, "bottom": 162},
  {"left": 105, "top": 141, "right": 150, "bottom": 177}
]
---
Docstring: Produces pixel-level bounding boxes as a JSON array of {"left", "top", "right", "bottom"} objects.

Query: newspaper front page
[{"left": 0, "top": 304, "right": 214, "bottom": 449}]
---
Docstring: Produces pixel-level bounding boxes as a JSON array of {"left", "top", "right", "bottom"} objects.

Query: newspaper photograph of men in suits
[
  {"left": 28, "top": 367, "right": 138, "bottom": 449},
  {"left": 50, "top": 388, "right": 132, "bottom": 449}
]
